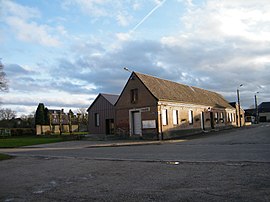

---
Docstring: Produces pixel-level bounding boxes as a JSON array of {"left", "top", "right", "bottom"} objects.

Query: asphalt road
[{"left": 0, "top": 124, "right": 270, "bottom": 201}]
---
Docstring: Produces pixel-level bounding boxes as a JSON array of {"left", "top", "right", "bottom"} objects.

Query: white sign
[
  {"left": 142, "top": 120, "right": 156, "bottom": 129},
  {"left": 140, "top": 107, "right": 150, "bottom": 112}
]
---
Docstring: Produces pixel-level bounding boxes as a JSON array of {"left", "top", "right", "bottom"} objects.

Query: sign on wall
[{"left": 142, "top": 120, "right": 156, "bottom": 129}]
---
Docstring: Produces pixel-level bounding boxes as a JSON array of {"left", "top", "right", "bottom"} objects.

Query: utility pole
[
  {"left": 255, "top": 92, "right": 259, "bottom": 124},
  {"left": 237, "top": 84, "right": 243, "bottom": 127}
]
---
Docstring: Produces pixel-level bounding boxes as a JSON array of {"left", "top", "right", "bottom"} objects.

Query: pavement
[
  {"left": 0, "top": 124, "right": 255, "bottom": 153},
  {"left": 0, "top": 123, "right": 269, "bottom": 202}
]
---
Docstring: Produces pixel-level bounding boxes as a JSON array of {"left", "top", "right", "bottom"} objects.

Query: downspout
[{"left": 159, "top": 105, "right": 163, "bottom": 140}]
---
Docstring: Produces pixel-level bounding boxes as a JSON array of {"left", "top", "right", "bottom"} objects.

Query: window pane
[
  {"left": 173, "top": 110, "right": 178, "bottom": 125},
  {"left": 189, "top": 110, "right": 193, "bottom": 124},
  {"left": 95, "top": 113, "right": 100, "bottom": 126},
  {"left": 215, "top": 112, "right": 218, "bottom": 123},
  {"left": 162, "top": 109, "right": 167, "bottom": 125},
  {"left": 130, "top": 89, "right": 138, "bottom": 104}
]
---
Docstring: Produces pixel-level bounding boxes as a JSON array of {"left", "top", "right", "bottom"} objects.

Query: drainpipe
[{"left": 159, "top": 105, "right": 163, "bottom": 140}]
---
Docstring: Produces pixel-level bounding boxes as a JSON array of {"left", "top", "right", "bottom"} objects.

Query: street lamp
[
  {"left": 123, "top": 67, "right": 132, "bottom": 73},
  {"left": 237, "top": 84, "right": 243, "bottom": 127},
  {"left": 255, "top": 92, "right": 259, "bottom": 124}
]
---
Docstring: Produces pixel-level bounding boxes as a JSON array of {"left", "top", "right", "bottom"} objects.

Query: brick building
[{"left": 115, "top": 72, "right": 237, "bottom": 140}]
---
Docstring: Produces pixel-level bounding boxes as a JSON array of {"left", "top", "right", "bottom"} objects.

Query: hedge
[{"left": 0, "top": 128, "right": 35, "bottom": 137}]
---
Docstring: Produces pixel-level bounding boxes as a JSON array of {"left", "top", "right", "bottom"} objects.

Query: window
[
  {"left": 189, "top": 110, "right": 193, "bottom": 124},
  {"left": 215, "top": 112, "right": 218, "bottom": 123},
  {"left": 173, "top": 110, "right": 179, "bottom": 125},
  {"left": 94, "top": 113, "right": 100, "bottom": 127},
  {"left": 231, "top": 113, "right": 233, "bottom": 123},
  {"left": 130, "top": 89, "right": 138, "bottom": 104},
  {"left": 162, "top": 109, "right": 168, "bottom": 126},
  {"left": 227, "top": 113, "right": 231, "bottom": 122},
  {"left": 220, "top": 112, "right": 224, "bottom": 123}
]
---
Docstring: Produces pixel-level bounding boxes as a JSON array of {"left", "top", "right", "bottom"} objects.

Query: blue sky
[{"left": 0, "top": 0, "right": 270, "bottom": 116}]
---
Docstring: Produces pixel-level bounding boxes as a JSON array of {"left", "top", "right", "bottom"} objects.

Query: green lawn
[{"left": 0, "top": 136, "right": 68, "bottom": 148}]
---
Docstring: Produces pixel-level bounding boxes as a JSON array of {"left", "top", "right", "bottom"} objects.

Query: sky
[{"left": 0, "top": 0, "right": 270, "bottom": 116}]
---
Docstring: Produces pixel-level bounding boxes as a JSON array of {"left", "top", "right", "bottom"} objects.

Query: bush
[{"left": 10, "top": 128, "right": 36, "bottom": 136}]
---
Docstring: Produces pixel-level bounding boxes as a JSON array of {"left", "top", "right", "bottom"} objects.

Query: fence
[{"left": 0, "top": 129, "right": 11, "bottom": 137}]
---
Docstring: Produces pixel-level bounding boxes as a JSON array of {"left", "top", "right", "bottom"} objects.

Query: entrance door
[
  {"left": 201, "top": 112, "right": 205, "bottom": 130},
  {"left": 106, "top": 119, "right": 114, "bottom": 134},
  {"left": 210, "top": 112, "right": 215, "bottom": 129},
  {"left": 132, "top": 111, "right": 141, "bottom": 135}
]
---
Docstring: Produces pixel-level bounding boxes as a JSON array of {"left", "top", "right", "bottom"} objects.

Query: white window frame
[
  {"left": 162, "top": 109, "right": 168, "bottom": 126},
  {"left": 215, "top": 112, "right": 218, "bottom": 123},
  {"left": 95, "top": 113, "right": 100, "bottom": 127},
  {"left": 188, "top": 110, "right": 193, "bottom": 124},
  {"left": 220, "top": 112, "right": 224, "bottom": 123},
  {"left": 173, "top": 110, "right": 179, "bottom": 125}
]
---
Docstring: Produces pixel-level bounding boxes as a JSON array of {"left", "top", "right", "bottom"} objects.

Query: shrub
[{"left": 10, "top": 128, "right": 36, "bottom": 136}]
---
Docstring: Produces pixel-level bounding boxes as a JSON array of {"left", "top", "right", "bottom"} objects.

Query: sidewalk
[
  {"left": 0, "top": 139, "right": 187, "bottom": 153},
  {"left": 0, "top": 124, "right": 263, "bottom": 153}
]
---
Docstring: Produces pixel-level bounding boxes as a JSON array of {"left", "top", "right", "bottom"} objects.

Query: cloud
[
  {"left": 181, "top": 0, "right": 270, "bottom": 42},
  {"left": 56, "top": 0, "right": 270, "bottom": 109},
  {"left": 116, "top": 12, "right": 133, "bottom": 27},
  {"left": 1, "top": 0, "right": 41, "bottom": 20},
  {"left": 5, "top": 64, "right": 31, "bottom": 77},
  {"left": 62, "top": 0, "right": 110, "bottom": 17},
  {"left": 2, "top": 0, "right": 270, "bottom": 116},
  {"left": 2, "top": 1, "right": 61, "bottom": 47},
  {"left": 5, "top": 17, "right": 60, "bottom": 47}
]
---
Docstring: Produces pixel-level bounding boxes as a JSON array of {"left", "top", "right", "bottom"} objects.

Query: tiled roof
[
  {"left": 101, "top": 93, "right": 119, "bottom": 105},
  {"left": 134, "top": 72, "right": 233, "bottom": 109}
]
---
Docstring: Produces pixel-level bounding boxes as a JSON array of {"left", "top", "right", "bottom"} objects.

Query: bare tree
[
  {"left": 77, "top": 108, "right": 87, "bottom": 116},
  {"left": 77, "top": 108, "right": 88, "bottom": 131},
  {"left": 77, "top": 108, "right": 88, "bottom": 122},
  {"left": 0, "top": 108, "right": 16, "bottom": 120},
  {"left": 0, "top": 59, "right": 8, "bottom": 92}
]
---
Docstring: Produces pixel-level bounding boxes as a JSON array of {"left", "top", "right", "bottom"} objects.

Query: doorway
[
  {"left": 106, "top": 119, "right": 114, "bottom": 134},
  {"left": 132, "top": 111, "right": 141, "bottom": 135}
]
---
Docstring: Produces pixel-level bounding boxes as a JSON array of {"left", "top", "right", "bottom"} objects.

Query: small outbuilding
[
  {"left": 258, "top": 102, "right": 270, "bottom": 122},
  {"left": 87, "top": 93, "right": 119, "bottom": 135}
]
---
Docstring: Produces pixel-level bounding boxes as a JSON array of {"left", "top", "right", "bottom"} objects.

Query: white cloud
[
  {"left": 180, "top": 0, "right": 270, "bottom": 42},
  {"left": 2, "top": 0, "right": 270, "bottom": 115},
  {"left": 6, "top": 17, "right": 60, "bottom": 47},
  {"left": 132, "top": 2, "right": 141, "bottom": 10},
  {"left": 62, "top": 0, "right": 110, "bottom": 17},
  {"left": 1, "top": 0, "right": 40, "bottom": 20},
  {"left": 116, "top": 32, "right": 132, "bottom": 41},
  {"left": 2, "top": 1, "right": 62, "bottom": 47},
  {"left": 116, "top": 12, "right": 133, "bottom": 27}
]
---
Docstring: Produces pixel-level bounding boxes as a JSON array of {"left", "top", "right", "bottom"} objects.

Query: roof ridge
[{"left": 100, "top": 93, "right": 119, "bottom": 96}]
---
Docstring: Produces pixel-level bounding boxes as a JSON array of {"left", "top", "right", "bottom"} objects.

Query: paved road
[{"left": 0, "top": 124, "right": 270, "bottom": 201}]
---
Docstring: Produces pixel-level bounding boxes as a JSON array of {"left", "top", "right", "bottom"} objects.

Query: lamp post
[
  {"left": 237, "top": 84, "right": 243, "bottom": 127},
  {"left": 123, "top": 67, "right": 132, "bottom": 73},
  {"left": 255, "top": 92, "right": 259, "bottom": 124}
]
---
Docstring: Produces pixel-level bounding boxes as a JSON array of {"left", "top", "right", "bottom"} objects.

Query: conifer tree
[{"left": 35, "top": 103, "right": 45, "bottom": 125}]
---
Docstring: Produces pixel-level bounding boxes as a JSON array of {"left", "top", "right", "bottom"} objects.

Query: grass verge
[
  {"left": 0, "top": 136, "right": 68, "bottom": 148},
  {"left": 0, "top": 153, "right": 13, "bottom": 161}
]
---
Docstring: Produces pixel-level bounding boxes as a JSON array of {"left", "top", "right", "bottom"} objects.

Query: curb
[{"left": 85, "top": 139, "right": 187, "bottom": 148}]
